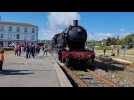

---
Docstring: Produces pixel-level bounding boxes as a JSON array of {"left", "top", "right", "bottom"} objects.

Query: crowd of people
[
  {"left": 14, "top": 43, "right": 48, "bottom": 59},
  {"left": 0, "top": 43, "right": 48, "bottom": 71}
]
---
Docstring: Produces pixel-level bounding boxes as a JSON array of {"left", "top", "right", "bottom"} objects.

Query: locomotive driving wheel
[
  {"left": 85, "top": 57, "right": 95, "bottom": 70},
  {"left": 65, "top": 57, "right": 72, "bottom": 68}
]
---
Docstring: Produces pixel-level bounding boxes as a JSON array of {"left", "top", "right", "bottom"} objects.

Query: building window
[
  {"left": 9, "top": 34, "right": 12, "bottom": 39},
  {"left": 16, "top": 27, "right": 20, "bottom": 32},
  {"left": 0, "top": 26, "right": 4, "bottom": 31},
  {"left": 32, "top": 28, "right": 35, "bottom": 33},
  {"left": 0, "top": 41, "right": 3, "bottom": 47},
  {"left": 8, "top": 26, "right": 12, "bottom": 32},
  {"left": 24, "top": 28, "right": 28, "bottom": 33},
  {"left": 32, "top": 35, "right": 35, "bottom": 40},
  {"left": 16, "top": 34, "right": 20, "bottom": 39},
  {"left": 0, "top": 34, "right": 3, "bottom": 38}
]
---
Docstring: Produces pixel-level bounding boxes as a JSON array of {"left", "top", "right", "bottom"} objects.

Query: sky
[{"left": 0, "top": 12, "right": 134, "bottom": 40}]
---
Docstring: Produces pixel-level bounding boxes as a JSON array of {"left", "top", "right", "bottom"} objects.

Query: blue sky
[{"left": 0, "top": 12, "right": 133, "bottom": 40}]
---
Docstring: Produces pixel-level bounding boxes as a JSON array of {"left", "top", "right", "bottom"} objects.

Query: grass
[
  {"left": 127, "top": 48, "right": 134, "bottom": 55},
  {"left": 95, "top": 48, "right": 134, "bottom": 63},
  {"left": 95, "top": 50, "right": 112, "bottom": 56},
  {"left": 95, "top": 48, "right": 134, "bottom": 56}
]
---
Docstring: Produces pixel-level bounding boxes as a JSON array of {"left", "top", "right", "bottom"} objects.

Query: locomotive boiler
[{"left": 51, "top": 20, "right": 95, "bottom": 70}]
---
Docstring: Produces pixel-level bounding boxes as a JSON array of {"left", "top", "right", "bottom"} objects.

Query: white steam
[{"left": 42, "top": 12, "right": 80, "bottom": 40}]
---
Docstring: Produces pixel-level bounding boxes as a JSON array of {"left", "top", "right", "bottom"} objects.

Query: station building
[{"left": 0, "top": 21, "right": 38, "bottom": 47}]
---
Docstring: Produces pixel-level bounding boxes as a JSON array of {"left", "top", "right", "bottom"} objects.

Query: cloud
[
  {"left": 119, "top": 32, "right": 132, "bottom": 38},
  {"left": 89, "top": 32, "right": 133, "bottom": 40},
  {"left": 99, "top": 33, "right": 113, "bottom": 37},
  {"left": 87, "top": 32, "right": 114, "bottom": 40},
  {"left": 39, "top": 13, "right": 131, "bottom": 41},
  {"left": 41, "top": 12, "right": 80, "bottom": 40},
  {"left": 48, "top": 12, "right": 80, "bottom": 29},
  {"left": 39, "top": 28, "right": 62, "bottom": 40}
]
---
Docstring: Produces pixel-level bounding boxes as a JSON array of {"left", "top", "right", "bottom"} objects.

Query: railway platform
[{"left": 0, "top": 51, "right": 72, "bottom": 87}]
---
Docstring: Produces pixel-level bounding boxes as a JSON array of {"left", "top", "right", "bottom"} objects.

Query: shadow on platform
[{"left": 0, "top": 69, "right": 34, "bottom": 75}]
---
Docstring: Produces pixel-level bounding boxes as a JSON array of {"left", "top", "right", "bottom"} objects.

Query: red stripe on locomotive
[{"left": 61, "top": 50, "right": 95, "bottom": 62}]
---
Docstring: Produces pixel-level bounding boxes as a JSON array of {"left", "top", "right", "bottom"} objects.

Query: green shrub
[{"left": 95, "top": 45, "right": 111, "bottom": 50}]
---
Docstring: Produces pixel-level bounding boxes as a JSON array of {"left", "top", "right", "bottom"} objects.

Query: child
[{"left": 0, "top": 48, "right": 4, "bottom": 71}]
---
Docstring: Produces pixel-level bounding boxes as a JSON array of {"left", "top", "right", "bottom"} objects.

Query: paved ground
[{"left": 0, "top": 51, "right": 71, "bottom": 87}]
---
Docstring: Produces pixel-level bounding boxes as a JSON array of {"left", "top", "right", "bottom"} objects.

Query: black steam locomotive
[{"left": 51, "top": 20, "right": 95, "bottom": 70}]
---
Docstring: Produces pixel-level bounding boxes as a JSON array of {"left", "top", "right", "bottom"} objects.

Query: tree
[
  {"left": 120, "top": 33, "right": 134, "bottom": 46},
  {"left": 104, "top": 37, "right": 119, "bottom": 46}
]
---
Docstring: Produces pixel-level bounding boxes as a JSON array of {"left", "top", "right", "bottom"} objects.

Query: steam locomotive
[{"left": 51, "top": 20, "right": 95, "bottom": 70}]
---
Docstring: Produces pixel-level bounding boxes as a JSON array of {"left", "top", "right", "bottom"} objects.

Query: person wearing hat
[{"left": 0, "top": 48, "right": 4, "bottom": 71}]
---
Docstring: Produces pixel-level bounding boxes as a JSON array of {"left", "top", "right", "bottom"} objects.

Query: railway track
[
  {"left": 86, "top": 69, "right": 115, "bottom": 87},
  {"left": 95, "top": 56, "right": 134, "bottom": 87},
  {"left": 57, "top": 56, "right": 134, "bottom": 87},
  {"left": 58, "top": 62, "right": 116, "bottom": 87},
  {"left": 57, "top": 62, "right": 88, "bottom": 87}
]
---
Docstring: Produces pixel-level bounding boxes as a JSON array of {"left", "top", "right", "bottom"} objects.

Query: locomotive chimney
[{"left": 73, "top": 20, "right": 78, "bottom": 26}]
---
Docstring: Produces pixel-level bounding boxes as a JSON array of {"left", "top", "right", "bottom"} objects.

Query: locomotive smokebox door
[
  {"left": 67, "top": 20, "right": 87, "bottom": 50},
  {"left": 73, "top": 20, "right": 78, "bottom": 26}
]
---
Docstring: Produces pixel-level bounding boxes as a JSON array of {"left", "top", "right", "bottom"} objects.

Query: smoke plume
[{"left": 43, "top": 12, "right": 80, "bottom": 40}]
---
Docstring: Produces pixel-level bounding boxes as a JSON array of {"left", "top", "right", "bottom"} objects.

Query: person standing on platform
[
  {"left": 36, "top": 45, "right": 40, "bottom": 56},
  {"left": 26, "top": 44, "right": 31, "bottom": 59},
  {"left": 18, "top": 44, "right": 21, "bottom": 56},
  {"left": 0, "top": 48, "right": 4, "bottom": 71},
  {"left": 123, "top": 45, "right": 127, "bottom": 56},
  {"left": 43, "top": 45, "right": 48, "bottom": 56},
  {"left": 42, "top": 46, "right": 44, "bottom": 52},
  {"left": 23, "top": 45, "right": 26, "bottom": 53},
  {"left": 111, "top": 45, "right": 115, "bottom": 56},
  {"left": 21, "top": 45, "right": 24, "bottom": 55},
  {"left": 16, "top": 44, "right": 20, "bottom": 56},
  {"left": 117, "top": 46, "right": 120, "bottom": 56},
  {"left": 35, "top": 45, "right": 38, "bottom": 56},
  {"left": 14, "top": 44, "right": 17, "bottom": 56},
  {"left": 103, "top": 47, "right": 106, "bottom": 56},
  {"left": 38, "top": 45, "right": 40, "bottom": 55},
  {"left": 31, "top": 43, "right": 36, "bottom": 58}
]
